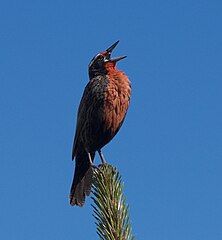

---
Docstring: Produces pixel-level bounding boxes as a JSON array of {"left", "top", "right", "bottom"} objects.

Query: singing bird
[{"left": 70, "top": 41, "right": 131, "bottom": 206}]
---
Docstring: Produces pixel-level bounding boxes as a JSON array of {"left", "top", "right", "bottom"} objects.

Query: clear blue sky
[{"left": 1, "top": 0, "right": 222, "bottom": 239}]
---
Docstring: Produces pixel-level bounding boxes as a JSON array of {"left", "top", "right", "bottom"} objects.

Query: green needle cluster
[{"left": 91, "top": 164, "right": 135, "bottom": 240}]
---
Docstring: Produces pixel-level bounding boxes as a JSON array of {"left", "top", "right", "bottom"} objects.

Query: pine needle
[{"left": 91, "top": 164, "right": 135, "bottom": 240}]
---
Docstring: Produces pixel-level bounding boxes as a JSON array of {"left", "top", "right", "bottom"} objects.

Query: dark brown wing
[{"left": 72, "top": 76, "right": 109, "bottom": 159}]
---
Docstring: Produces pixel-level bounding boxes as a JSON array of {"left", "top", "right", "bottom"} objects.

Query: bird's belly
[
  {"left": 82, "top": 94, "right": 129, "bottom": 152},
  {"left": 82, "top": 74, "right": 131, "bottom": 152},
  {"left": 94, "top": 88, "right": 130, "bottom": 150},
  {"left": 103, "top": 96, "right": 127, "bottom": 135},
  {"left": 103, "top": 76, "right": 131, "bottom": 136}
]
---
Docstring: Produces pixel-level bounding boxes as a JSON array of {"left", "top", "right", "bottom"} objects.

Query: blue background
[{"left": 1, "top": 0, "right": 222, "bottom": 239}]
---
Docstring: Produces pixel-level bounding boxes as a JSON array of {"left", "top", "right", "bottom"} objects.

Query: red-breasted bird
[{"left": 70, "top": 41, "right": 131, "bottom": 206}]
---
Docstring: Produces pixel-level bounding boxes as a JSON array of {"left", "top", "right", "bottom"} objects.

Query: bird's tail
[{"left": 69, "top": 150, "right": 95, "bottom": 206}]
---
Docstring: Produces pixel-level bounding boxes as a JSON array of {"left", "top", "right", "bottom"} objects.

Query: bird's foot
[
  {"left": 98, "top": 150, "right": 107, "bottom": 164},
  {"left": 91, "top": 164, "right": 99, "bottom": 170}
]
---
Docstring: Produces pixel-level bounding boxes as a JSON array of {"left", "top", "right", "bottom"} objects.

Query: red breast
[{"left": 103, "top": 62, "right": 131, "bottom": 135}]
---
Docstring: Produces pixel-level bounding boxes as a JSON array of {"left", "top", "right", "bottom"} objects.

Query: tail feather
[{"left": 70, "top": 150, "right": 95, "bottom": 206}]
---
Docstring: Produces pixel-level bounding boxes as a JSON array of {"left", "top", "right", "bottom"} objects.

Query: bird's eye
[
  {"left": 89, "top": 54, "right": 105, "bottom": 68},
  {"left": 97, "top": 55, "right": 104, "bottom": 61}
]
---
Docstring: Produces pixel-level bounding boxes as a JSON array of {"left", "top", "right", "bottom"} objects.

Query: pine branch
[{"left": 91, "top": 163, "right": 135, "bottom": 240}]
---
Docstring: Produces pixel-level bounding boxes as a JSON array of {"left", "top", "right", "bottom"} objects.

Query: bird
[{"left": 70, "top": 41, "right": 131, "bottom": 206}]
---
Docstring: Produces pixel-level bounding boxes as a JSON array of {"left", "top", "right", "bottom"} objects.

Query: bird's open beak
[
  {"left": 105, "top": 41, "right": 127, "bottom": 63},
  {"left": 106, "top": 40, "right": 120, "bottom": 53},
  {"left": 109, "top": 55, "right": 127, "bottom": 63}
]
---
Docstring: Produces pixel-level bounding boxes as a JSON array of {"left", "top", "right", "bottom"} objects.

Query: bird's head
[{"left": 88, "top": 41, "right": 126, "bottom": 79}]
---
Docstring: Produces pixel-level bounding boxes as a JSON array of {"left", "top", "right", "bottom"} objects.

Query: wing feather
[{"left": 72, "top": 76, "right": 108, "bottom": 159}]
